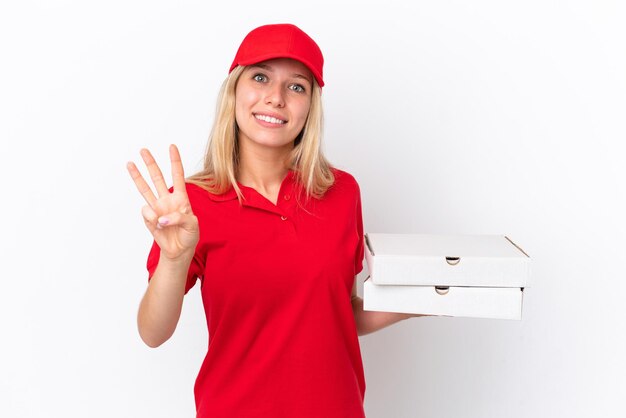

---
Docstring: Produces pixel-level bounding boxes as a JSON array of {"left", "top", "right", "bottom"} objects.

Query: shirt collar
[
  {"left": 206, "top": 170, "right": 297, "bottom": 204},
  {"left": 207, "top": 187, "right": 238, "bottom": 202}
]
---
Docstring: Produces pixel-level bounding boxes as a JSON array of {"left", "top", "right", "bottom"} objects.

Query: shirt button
[
  {"left": 280, "top": 215, "right": 288, "bottom": 221},
  {"left": 284, "top": 194, "right": 291, "bottom": 201}
]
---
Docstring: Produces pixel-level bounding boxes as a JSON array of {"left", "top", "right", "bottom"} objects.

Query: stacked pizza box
[{"left": 363, "top": 233, "right": 531, "bottom": 320}]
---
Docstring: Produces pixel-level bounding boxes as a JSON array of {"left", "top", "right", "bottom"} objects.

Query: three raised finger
[
  {"left": 140, "top": 148, "right": 170, "bottom": 198},
  {"left": 169, "top": 144, "right": 188, "bottom": 198},
  {"left": 127, "top": 161, "right": 158, "bottom": 208}
]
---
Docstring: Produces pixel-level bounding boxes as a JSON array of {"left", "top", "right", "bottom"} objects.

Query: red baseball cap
[{"left": 229, "top": 24, "right": 325, "bottom": 87}]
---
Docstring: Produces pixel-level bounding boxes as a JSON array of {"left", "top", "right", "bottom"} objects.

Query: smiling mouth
[{"left": 254, "top": 113, "right": 287, "bottom": 125}]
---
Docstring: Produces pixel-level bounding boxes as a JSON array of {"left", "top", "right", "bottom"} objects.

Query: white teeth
[{"left": 255, "top": 114, "right": 285, "bottom": 124}]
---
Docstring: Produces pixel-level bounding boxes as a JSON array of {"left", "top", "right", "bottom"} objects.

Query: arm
[
  {"left": 128, "top": 145, "right": 199, "bottom": 348},
  {"left": 137, "top": 252, "right": 192, "bottom": 347},
  {"left": 351, "top": 277, "right": 426, "bottom": 336}
]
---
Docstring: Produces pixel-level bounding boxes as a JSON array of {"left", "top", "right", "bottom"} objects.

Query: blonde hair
[{"left": 187, "top": 65, "right": 335, "bottom": 201}]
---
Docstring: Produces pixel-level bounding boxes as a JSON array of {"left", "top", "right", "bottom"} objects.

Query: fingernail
[{"left": 158, "top": 217, "right": 169, "bottom": 226}]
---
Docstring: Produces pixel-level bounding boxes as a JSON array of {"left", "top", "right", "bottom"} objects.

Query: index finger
[
  {"left": 126, "top": 161, "right": 158, "bottom": 207},
  {"left": 169, "top": 144, "right": 187, "bottom": 196}
]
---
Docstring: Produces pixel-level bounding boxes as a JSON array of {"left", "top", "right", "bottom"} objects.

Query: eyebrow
[{"left": 250, "top": 63, "right": 312, "bottom": 84}]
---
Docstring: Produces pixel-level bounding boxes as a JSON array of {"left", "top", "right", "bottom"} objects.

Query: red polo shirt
[{"left": 146, "top": 168, "right": 366, "bottom": 417}]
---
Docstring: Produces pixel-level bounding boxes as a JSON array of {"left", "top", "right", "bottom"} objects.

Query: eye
[
  {"left": 253, "top": 73, "right": 268, "bottom": 83},
  {"left": 289, "top": 84, "right": 306, "bottom": 93}
]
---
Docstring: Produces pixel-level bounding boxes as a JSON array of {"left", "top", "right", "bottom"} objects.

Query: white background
[{"left": 1, "top": 1, "right": 625, "bottom": 417}]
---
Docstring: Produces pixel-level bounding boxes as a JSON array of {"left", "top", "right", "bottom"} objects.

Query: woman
[{"left": 127, "top": 23, "right": 418, "bottom": 418}]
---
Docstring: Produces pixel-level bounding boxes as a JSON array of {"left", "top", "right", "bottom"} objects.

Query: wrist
[{"left": 159, "top": 249, "right": 194, "bottom": 266}]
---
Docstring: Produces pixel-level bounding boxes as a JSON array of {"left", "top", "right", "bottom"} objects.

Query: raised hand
[{"left": 127, "top": 145, "right": 199, "bottom": 261}]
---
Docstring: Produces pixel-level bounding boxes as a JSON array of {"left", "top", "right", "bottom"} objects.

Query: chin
[
  {"left": 246, "top": 135, "right": 296, "bottom": 149},
  {"left": 259, "top": 140, "right": 295, "bottom": 149}
]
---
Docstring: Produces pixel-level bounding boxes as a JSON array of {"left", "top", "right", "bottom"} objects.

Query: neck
[{"left": 237, "top": 138, "right": 292, "bottom": 193}]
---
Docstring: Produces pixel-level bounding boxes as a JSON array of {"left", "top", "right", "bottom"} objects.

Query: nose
[{"left": 264, "top": 84, "right": 285, "bottom": 108}]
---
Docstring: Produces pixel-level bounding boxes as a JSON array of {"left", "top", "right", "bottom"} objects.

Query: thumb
[{"left": 157, "top": 211, "right": 198, "bottom": 232}]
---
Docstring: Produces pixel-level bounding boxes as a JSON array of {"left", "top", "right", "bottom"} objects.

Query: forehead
[{"left": 248, "top": 58, "right": 313, "bottom": 82}]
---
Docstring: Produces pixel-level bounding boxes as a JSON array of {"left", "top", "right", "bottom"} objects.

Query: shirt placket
[{"left": 240, "top": 176, "right": 298, "bottom": 237}]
